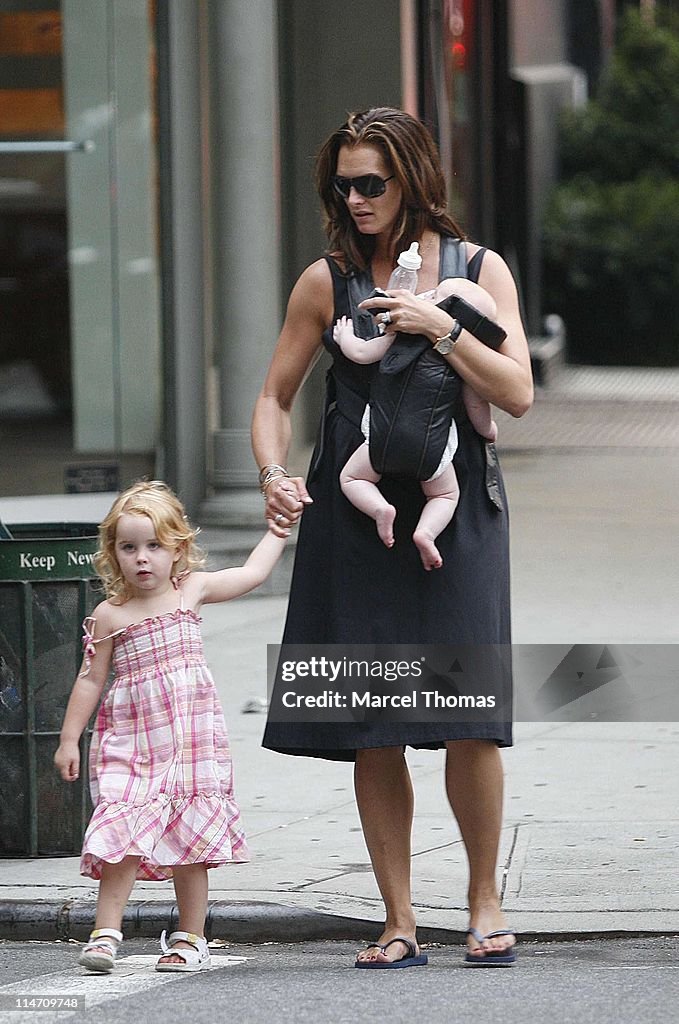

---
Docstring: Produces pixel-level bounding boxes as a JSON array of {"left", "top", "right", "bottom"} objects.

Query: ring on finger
[
  {"left": 274, "top": 513, "right": 285, "bottom": 524},
  {"left": 379, "top": 311, "right": 391, "bottom": 325}
]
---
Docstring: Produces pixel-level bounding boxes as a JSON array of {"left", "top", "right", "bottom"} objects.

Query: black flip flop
[{"left": 464, "top": 927, "right": 517, "bottom": 967}]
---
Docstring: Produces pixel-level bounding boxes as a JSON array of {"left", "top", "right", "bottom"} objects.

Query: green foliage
[
  {"left": 559, "top": 12, "right": 679, "bottom": 182},
  {"left": 544, "top": 174, "right": 679, "bottom": 364},
  {"left": 543, "top": 9, "right": 679, "bottom": 365}
]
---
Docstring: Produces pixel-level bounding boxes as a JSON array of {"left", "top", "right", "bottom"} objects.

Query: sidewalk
[{"left": 1, "top": 367, "right": 679, "bottom": 944}]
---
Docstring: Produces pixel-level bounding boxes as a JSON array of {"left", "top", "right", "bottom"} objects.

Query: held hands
[
  {"left": 54, "top": 739, "right": 80, "bottom": 782},
  {"left": 264, "top": 474, "right": 312, "bottom": 537}
]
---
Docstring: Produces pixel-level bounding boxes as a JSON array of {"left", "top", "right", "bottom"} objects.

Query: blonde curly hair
[{"left": 94, "top": 480, "right": 205, "bottom": 602}]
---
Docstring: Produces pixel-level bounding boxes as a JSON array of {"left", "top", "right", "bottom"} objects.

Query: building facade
[{"left": 0, "top": 0, "right": 613, "bottom": 517}]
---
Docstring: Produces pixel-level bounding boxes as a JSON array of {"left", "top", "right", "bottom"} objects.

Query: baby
[{"left": 333, "top": 277, "right": 498, "bottom": 571}]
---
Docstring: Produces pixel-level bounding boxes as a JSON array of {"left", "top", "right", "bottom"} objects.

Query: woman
[{"left": 251, "top": 108, "right": 532, "bottom": 967}]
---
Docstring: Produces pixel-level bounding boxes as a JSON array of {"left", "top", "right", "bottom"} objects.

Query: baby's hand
[{"left": 333, "top": 315, "right": 355, "bottom": 347}]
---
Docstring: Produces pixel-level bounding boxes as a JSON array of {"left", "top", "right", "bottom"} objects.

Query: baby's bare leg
[
  {"left": 413, "top": 464, "right": 460, "bottom": 571},
  {"left": 462, "top": 384, "right": 498, "bottom": 441},
  {"left": 340, "top": 443, "right": 396, "bottom": 548}
]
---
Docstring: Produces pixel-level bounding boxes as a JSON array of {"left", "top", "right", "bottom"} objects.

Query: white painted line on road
[
  {"left": 0, "top": 955, "right": 248, "bottom": 1023},
  {"left": 108, "top": 953, "right": 248, "bottom": 973},
  {"left": 592, "top": 965, "right": 679, "bottom": 971}
]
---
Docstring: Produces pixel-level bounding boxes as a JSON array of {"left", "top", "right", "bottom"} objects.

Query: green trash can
[{"left": 0, "top": 523, "right": 101, "bottom": 857}]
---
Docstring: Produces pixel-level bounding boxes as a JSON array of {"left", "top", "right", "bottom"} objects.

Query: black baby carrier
[{"left": 347, "top": 236, "right": 468, "bottom": 481}]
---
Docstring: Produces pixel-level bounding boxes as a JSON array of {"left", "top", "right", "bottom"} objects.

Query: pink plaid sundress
[{"left": 80, "top": 603, "right": 249, "bottom": 880}]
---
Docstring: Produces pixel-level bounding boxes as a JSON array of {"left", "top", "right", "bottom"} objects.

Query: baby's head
[{"left": 95, "top": 480, "right": 205, "bottom": 601}]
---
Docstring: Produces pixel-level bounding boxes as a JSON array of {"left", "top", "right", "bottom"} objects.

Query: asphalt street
[{"left": 1, "top": 938, "right": 678, "bottom": 1024}]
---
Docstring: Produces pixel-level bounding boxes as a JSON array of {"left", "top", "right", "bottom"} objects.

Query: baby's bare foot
[
  {"left": 375, "top": 505, "right": 396, "bottom": 547},
  {"left": 413, "top": 529, "right": 443, "bottom": 570}
]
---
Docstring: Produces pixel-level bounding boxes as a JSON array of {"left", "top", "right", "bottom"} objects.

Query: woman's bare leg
[
  {"left": 445, "top": 740, "right": 515, "bottom": 958},
  {"left": 340, "top": 444, "right": 396, "bottom": 547},
  {"left": 353, "top": 747, "right": 419, "bottom": 963}
]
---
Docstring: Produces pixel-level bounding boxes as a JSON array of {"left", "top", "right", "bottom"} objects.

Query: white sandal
[
  {"left": 155, "top": 930, "right": 211, "bottom": 973},
  {"left": 78, "top": 928, "right": 123, "bottom": 973}
]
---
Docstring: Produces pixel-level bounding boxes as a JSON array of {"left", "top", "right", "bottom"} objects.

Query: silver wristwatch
[{"left": 433, "top": 319, "right": 462, "bottom": 355}]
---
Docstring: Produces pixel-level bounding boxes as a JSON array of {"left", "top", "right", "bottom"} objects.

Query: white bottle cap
[{"left": 397, "top": 241, "right": 422, "bottom": 271}]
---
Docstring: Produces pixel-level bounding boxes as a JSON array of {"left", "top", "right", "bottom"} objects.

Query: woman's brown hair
[{"left": 315, "top": 107, "right": 465, "bottom": 273}]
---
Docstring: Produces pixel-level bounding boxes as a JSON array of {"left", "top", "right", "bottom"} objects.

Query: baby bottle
[{"left": 387, "top": 241, "right": 422, "bottom": 292}]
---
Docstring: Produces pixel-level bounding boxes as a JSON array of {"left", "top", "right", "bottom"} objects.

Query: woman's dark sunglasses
[{"left": 331, "top": 174, "right": 394, "bottom": 199}]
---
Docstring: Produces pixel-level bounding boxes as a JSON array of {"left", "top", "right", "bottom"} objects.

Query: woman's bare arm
[{"left": 251, "top": 258, "right": 334, "bottom": 532}]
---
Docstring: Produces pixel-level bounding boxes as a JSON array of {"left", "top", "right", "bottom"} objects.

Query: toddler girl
[
  {"left": 54, "top": 480, "right": 287, "bottom": 973},
  {"left": 333, "top": 277, "right": 497, "bottom": 570}
]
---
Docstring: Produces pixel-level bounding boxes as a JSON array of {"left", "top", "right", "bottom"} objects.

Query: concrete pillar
[
  {"left": 201, "top": 0, "right": 280, "bottom": 526},
  {"left": 63, "top": 0, "right": 160, "bottom": 456},
  {"left": 156, "top": 0, "right": 207, "bottom": 517}
]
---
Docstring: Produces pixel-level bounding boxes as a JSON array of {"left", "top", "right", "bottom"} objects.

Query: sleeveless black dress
[{"left": 262, "top": 237, "right": 512, "bottom": 760}]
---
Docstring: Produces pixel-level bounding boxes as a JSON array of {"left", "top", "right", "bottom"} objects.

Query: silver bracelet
[
  {"left": 258, "top": 463, "right": 288, "bottom": 485},
  {"left": 259, "top": 467, "right": 290, "bottom": 496}
]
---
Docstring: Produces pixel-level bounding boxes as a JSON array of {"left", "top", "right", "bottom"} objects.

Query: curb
[
  {"left": 1, "top": 900, "right": 678, "bottom": 945},
  {"left": 0, "top": 900, "right": 396, "bottom": 944}
]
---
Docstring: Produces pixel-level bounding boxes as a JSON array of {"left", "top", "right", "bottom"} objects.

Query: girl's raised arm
[{"left": 195, "top": 532, "right": 288, "bottom": 605}]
